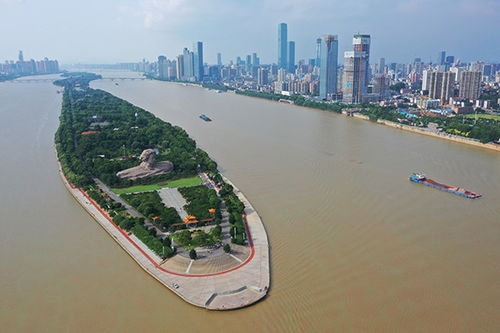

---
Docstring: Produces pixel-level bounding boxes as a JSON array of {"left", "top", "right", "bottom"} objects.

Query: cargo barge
[
  {"left": 409, "top": 173, "right": 481, "bottom": 199},
  {"left": 199, "top": 114, "right": 212, "bottom": 122}
]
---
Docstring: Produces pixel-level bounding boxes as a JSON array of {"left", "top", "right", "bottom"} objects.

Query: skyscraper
[
  {"left": 437, "top": 51, "right": 446, "bottom": 65},
  {"left": 315, "top": 38, "right": 322, "bottom": 67},
  {"left": 319, "top": 35, "right": 339, "bottom": 99},
  {"left": 183, "top": 48, "right": 194, "bottom": 80},
  {"left": 176, "top": 54, "right": 184, "bottom": 80},
  {"left": 459, "top": 71, "right": 481, "bottom": 100},
  {"left": 157, "top": 55, "right": 167, "bottom": 79},
  {"left": 193, "top": 41, "right": 203, "bottom": 81},
  {"left": 252, "top": 53, "right": 259, "bottom": 66},
  {"left": 378, "top": 57, "right": 385, "bottom": 74},
  {"left": 278, "top": 23, "right": 288, "bottom": 70},
  {"left": 18, "top": 50, "right": 24, "bottom": 62},
  {"left": 343, "top": 34, "right": 370, "bottom": 103},
  {"left": 217, "top": 53, "right": 222, "bottom": 66},
  {"left": 288, "top": 41, "right": 295, "bottom": 73}
]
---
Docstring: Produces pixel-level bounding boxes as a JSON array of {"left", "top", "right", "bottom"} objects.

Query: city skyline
[{"left": 1, "top": 0, "right": 499, "bottom": 64}]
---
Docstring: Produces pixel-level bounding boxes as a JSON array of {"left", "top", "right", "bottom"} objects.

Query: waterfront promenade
[{"left": 59, "top": 165, "right": 270, "bottom": 310}]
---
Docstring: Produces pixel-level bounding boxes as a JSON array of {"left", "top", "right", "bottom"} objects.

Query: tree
[
  {"left": 389, "top": 82, "right": 405, "bottom": 92},
  {"left": 223, "top": 244, "right": 231, "bottom": 253},
  {"left": 162, "top": 236, "right": 171, "bottom": 247},
  {"left": 119, "top": 218, "right": 135, "bottom": 231},
  {"left": 189, "top": 249, "right": 197, "bottom": 260}
]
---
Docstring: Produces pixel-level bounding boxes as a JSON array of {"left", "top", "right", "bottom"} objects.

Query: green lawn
[
  {"left": 464, "top": 114, "right": 500, "bottom": 121},
  {"left": 112, "top": 176, "right": 202, "bottom": 194}
]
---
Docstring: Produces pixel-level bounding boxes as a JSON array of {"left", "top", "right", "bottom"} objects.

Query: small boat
[
  {"left": 199, "top": 114, "right": 212, "bottom": 122},
  {"left": 409, "top": 173, "right": 481, "bottom": 199}
]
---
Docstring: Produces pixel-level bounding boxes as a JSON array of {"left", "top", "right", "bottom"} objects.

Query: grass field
[
  {"left": 464, "top": 113, "right": 500, "bottom": 121},
  {"left": 112, "top": 176, "right": 202, "bottom": 194}
]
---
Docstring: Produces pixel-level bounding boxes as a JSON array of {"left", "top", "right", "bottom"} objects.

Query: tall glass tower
[
  {"left": 193, "top": 41, "right": 203, "bottom": 81},
  {"left": 288, "top": 41, "right": 295, "bottom": 73},
  {"left": 315, "top": 38, "right": 322, "bottom": 67},
  {"left": 319, "top": 35, "right": 339, "bottom": 100},
  {"left": 278, "top": 23, "right": 288, "bottom": 70}
]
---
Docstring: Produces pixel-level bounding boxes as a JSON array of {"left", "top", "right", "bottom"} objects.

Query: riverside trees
[{"left": 54, "top": 74, "right": 219, "bottom": 188}]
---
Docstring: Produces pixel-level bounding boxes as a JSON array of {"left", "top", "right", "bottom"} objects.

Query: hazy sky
[{"left": 1, "top": 0, "right": 499, "bottom": 65}]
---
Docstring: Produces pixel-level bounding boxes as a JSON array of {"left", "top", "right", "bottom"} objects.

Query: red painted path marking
[{"left": 78, "top": 188, "right": 256, "bottom": 278}]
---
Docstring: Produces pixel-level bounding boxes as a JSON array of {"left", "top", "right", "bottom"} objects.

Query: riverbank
[
  {"left": 229, "top": 89, "right": 499, "bottom": 152},
  {"left": 58, "top": 159, "right": 269, "bottom": 310},
  {"left": 345, "top": 112, "right": 500, "bottom": 151}
]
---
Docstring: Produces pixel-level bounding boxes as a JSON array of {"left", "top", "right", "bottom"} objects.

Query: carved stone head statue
[{"left": 139, "top": 149, "right": 156, "bottom": 169}]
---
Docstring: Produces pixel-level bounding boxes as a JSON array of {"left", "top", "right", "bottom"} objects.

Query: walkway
[{"left": 157, "top": 187, "right": 188, "bottom": 220}]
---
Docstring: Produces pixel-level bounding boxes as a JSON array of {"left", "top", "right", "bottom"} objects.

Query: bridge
[{"left": 7, "top": 77, "right": 149, "bottom": 83}]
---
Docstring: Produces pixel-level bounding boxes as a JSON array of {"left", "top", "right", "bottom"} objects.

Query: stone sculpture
[{"left": 116, "top": 149, "right": 173, "bottom": 180}]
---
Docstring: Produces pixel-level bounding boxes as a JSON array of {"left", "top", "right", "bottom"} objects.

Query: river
[{"left": 0, "top": 71, "right": 499, "bottom": 332}]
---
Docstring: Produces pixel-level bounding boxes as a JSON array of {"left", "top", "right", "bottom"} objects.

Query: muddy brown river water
[{"left": 0, "top": 71, "right": 498, "bottom": 332}]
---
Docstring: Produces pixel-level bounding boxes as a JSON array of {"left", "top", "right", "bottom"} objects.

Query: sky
[{"left": 1, "top": 0, "right": 499, "bottom": 65}]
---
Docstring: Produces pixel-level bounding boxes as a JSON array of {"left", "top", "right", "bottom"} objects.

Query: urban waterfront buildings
[
  {"left": 319, "top": 35, "right": 339, "bottom": 100},
  {"left": 137, "top": 24, "right": 499, "bottom": 114},
  {"left": 278, "top": 23, "right": 288, "bottom": 70},
  {"left": 0, "top": 50, "right": 59, "bottom": 75}
]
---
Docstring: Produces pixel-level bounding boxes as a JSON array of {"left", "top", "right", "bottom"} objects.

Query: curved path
[{"left": 59, "top": 165, "right": 270, "bottom": 310}]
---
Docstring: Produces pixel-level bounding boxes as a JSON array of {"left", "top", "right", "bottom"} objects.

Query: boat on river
[
  {"left": 409, "top": 173, "right": 481, "bottom": 199},
  {"left": 199, "top": 114, "right": 212, "bottom": 122}
]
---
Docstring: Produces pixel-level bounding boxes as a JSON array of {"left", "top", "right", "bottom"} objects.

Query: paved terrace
[
  {"left": 59, "top": 166, "right": 270, "bottom": 310},
  {"left": 157, "top": 188, "right": 188, "bottom": 220}
]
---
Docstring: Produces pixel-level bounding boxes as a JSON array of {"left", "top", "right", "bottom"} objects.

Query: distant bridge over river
[{"left": 9, "top": 77, "right": 149, "bottom": 83}]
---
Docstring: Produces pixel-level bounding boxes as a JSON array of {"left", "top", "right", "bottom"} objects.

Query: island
[{"left": 54, "top": 73, "right": 270, "bottom": 310}]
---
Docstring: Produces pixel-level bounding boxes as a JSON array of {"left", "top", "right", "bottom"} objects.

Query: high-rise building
[
  {"left": 18, "top": 50, "right": 24, "bottom": 62},
  {"left": 429, "top": 71, "right": 455, "bottom": 104},
  {"left": 422, "top": 69, "right": 432, "bottom": 91},
  {"left": 278, "top": 68, "right": 287, "bottom": 82},
  {"left": 343, "top": 34, "right": 370, "bottom": 103},
  {"left": 193, "top": 41, "right": 203, "bottom": 81},
  {"left": 450, "top": 66, "right": 463, "bottom": 83},
  {"left": 319, "top": 35, "right": 339, "bottom": 99},
  {"left": 257, "top": 68, "right": 269, "bottom": 86},
  {"left": 278, "top": 23, "right": 288, "bottom": 70},
  {"left": 372, "top": 74, "right": 389, "bottom": 98},
  {"left": 288, "top": 41, "right": 295, "bottom": 73},
  {"left": 157, "top": 55, "right": 167, "bottom": 79},
  {"left": 176, "top": 54, "right": 184, "bottom": 80},
  {"left": 217, "top": 53, "right": 222, "bottom": 66},
  {"left": 459, "top": 71, "right": 481, "bottom": 100},
  {"left": 445, "top": 55, "right": 455, "bottom": 64},
  {"left": 437, "top": 51, "right": 446, "bottom": 65},
  {"left": 315, "top": 38, "right": 322, "bottom": 67},
  {"left": 182, "top": 48, "right": 194, "bottom": 80},
  {"left": 378, "top": 57, "right": 385, "bottom": 74},
  {"left": 252, "top": 53, "right": 259, "bottom": 66}
]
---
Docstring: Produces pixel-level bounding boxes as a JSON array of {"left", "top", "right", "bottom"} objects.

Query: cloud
[
  {"left": 0, "top": 0, "right": 25, "bottom": 4},
  {"left": 139, "top": 0, "right": 198, "bottom": 29}
]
